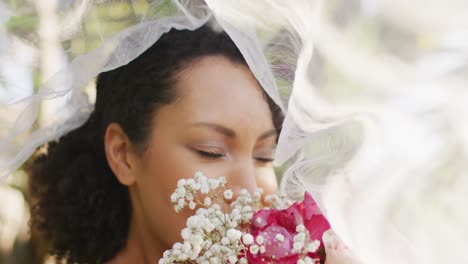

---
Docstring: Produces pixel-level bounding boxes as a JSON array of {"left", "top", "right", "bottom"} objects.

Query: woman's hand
[{"left": 323, "top": 230, "right": 362, "bottom": 264}]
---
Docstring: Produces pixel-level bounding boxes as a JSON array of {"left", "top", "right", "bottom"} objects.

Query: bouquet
[{"left": 159, "top": 172, "right": 360, "bottom": 264}]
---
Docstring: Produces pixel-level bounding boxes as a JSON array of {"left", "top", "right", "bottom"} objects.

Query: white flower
[
  {"left": 242, "top": 233, "right": 254, "bottom": 245},
  {"left": 221, "top": 237, "right": 230, "bottom": 245},
  {"left": 249, "top": 245, "right": 260, "bottom": 254},
  {"left": 187, "top": 178, "right": 196, "bottom": 184},
  {"left": 189, "top": 201, "right": 196, "bottom": 210},
  {"left": 170, "top": 192, "right": 179, "bottom": 202},
  {"left": 240, "top": 189, "right": 249, "bottom": 196},
  {"left": 231, "top": 208, "right": 241, "bottom": 219},
  {"left": 185, "top": 192, "right": 194, "bottom": 201},
  {"left": 242, "top": 206, "right": 252, "bottom": 213},
  {"left": 194, "top": 171, "right": 204, "bottom": 179},
  {"left": 296, "top": 224, "right": 305, "bottom": 232},
  {"left": 210, "top": 244, "right": 221, "bottom": 254},
  {"left": 307, "top": 240, "right": 320, "bottom": 253},
  {"left": 177, "top": 179, "right": 187, "bottom": 187},
  {"left": 182, "top": 242, "right": 192, "bottom": 254},
  {"left": 293, "top": 241, "right": 303, "bottom": 252},
  {"left": 276, "top": 233, "right": 285, "bottom": 242},
  {"left": 204, "top": 197, "right": 212, "bottom": 206},
  {"left": 259, "top": 245, "right": 266, "bottom": 253},
  {"left": 173, "top": 242, "right": 182, "bottom": 250},
  {"left": 294, "top": 232, "right": 306, "bottom": 242},
  {"left": 181, "top": 228, "right": 191, "bottom": 240},
  {"left": 177, "top": 198, "right": 186, "bottom": 208},
  {"left": 210, "top": 257, "right": 220, "bottom": 264},
  {"left": 176, "top": 187, "right": 186, "bottom": 196},
  {"left": 192, "top": 183, "right": 201, "bottom": 191},
  {"left": 227, "top": 229, "right": 242, "bottom": 241},
  {"left": 219, "top": 177, "right": 227, "bottom": 185},
  {"left": 303, "top": 256, "right": 315, "bottom": 264},
  {"left": 223, "top": 189, "right": 233, "bottom": 200},
  {"left": 228, "top": 255, "right": 238, "bottom": 263},
  {"left": 239, "top": 258, "right": 248, "bottom": 264},
  {"left": 200, "top": 181, "right": 210, "bottom": 194},
  {"left": 256, "top": 235, "right": 264, "bottom": 245},
  {"left": 187, "top": 216, "right": 200, "bottom": 228},
  {"left": 208, "top": 178, "right": 220, "bottom": 189}
]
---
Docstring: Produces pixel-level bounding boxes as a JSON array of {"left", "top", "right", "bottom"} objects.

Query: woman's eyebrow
[
  {"left": 258, "top": 129, "right": 277, "bottom": 141},
  {"left": 190, "top": 122, "right": 276, "bottom": 140},
  {"left": 190, "top": 122, "right": 236, "bottom": 138}
]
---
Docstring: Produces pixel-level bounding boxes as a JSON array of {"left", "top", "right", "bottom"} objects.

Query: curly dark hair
[{"left": 27, "top": 25, "right": 284, "bottom": 263}]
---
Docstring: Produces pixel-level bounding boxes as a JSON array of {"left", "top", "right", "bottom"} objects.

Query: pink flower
[
  {"left": 246, "top": 192, "right": 331, "bottom": 263},
  {"left": 323, "top": 230, "right": 362, "bottom": 264}
]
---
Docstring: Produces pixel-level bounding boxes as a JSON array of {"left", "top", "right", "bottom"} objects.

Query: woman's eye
[
  {"left": 195, "top": 149, "right": 225, "bottom": 159},
  {"left": 254, "top": 157, "right": 274, "bottom": 163}
]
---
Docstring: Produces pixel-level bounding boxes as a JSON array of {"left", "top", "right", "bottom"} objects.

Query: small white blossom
[
  {"left": 240, "top": 189, "right": 249, "bottom": 196},
  {"left": 221, "top": 237, "right": 230, "bottom": 245},
  {"left": 228, "top": 255, "right": 238, "bottom": 263},
  {"left": 210, "top": 257, "right": 220, "bottom": 264},
  {"left": 256, "top": 235, "right": 264, "bottom": 245},
  {"left": 293, "top": 241, "right": 303, "bottom": 252},
  {"left": 177, "top": 198, "right": 186, "bottom": 208},
  {"left": 176, "top": 187, "right": 186, "bottom": 196},
  {"left": 208, "top": 178, "right": 220, "bottom": 189},
  {"left": 242, "top": 233, "right": 254, "bottom": 245},
  {"left": 170, "top": 192, "right": 179, "bottom": 202},
  {"left": 296, "top": 224, "right": 305, "bottom": 232},
  {"left": 259, "top": 245, "right": 266, "bottom": 253},
  {"left": 250, "top": 245, "right": 260, "bottom": 254},
  {"left": 219, "top": 177, "right": 227, "bottom": 185},
  {"left": 227, "top": 229, "right": 242, "bottom": 241},
  {"left": 200, "top": 181, "right": 210, "bottom": 194},
  {"left": 276, "top": 233, "right": 285, "bottom": 242},
  {"left": 189, "top": 201, "right": 196, "bottom": 210},
  {"left": 204, "top": 197, "right": 212, "bottom": 206},
  {"left": 177, "top": 179, "right": 187, "bottom": 187},
  {"left": 181, "top": 228, "right": 191, "bottom": 240},
  {"left": 294, "top": 232, "right": 306, "bottom": 242},
  {"left": 307, "top": 240, "right": 320, "bottom": 253},
  {"left": 223, "top": 189, "right": 233, "bottom": 200},
  {"left": 192, "top": 183, "right": 201, "bottom": 191},
  {"left": 239, "top": 258, "right": 248, "bottom": 264}
]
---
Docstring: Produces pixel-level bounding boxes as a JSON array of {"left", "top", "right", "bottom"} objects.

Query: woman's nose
[{"left": 225, "top": 158, "right": 259, "bottom": 200}]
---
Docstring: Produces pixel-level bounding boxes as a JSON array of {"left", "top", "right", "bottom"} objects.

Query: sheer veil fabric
[{"left": 1, "top": 1, "right": 468, "bottom": 263}]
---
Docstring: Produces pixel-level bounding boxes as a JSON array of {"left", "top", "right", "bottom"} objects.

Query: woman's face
[{"left": 124, "top": 56, "right": 278, "bottom": 250}]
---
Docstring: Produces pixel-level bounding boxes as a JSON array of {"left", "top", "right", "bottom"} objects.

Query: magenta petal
[
  {"left": 251, "top": 210, "right": 272, "bottom": 231},
  {"left": 278, "top": 209, "right": 301, "bottom": 232},
  {"left": 302, "top": 192, "right": 324, "bottom": 220},
  {"left": 258, "top": 225, "right": 294, "bottom": 258},
  {"left": 246, "top": 191, "right": 330, "bottom": 263},
  {"left": 305, "top": 214, "right": 331, "bottom": 243}
]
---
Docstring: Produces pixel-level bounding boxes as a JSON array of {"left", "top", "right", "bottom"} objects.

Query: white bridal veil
[{"left": 1, "top": 0, "right": 468, "bottom": 263}]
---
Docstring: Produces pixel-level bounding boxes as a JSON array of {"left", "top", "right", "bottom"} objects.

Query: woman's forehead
[
  {"left": 152, "top": 56, "right": 275, "bottom": 134},
  {"left": 175, "top": 56, "right": 266, "bottom": 109}
]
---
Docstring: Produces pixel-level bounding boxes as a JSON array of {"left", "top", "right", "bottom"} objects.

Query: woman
[{"left": 28, "top": 25, "right": 284, "bottom": 263}]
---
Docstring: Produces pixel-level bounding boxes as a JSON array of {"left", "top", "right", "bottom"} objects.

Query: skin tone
[{"left": 105, "top": 56, "right": 279, "bottom": 264}]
